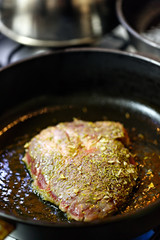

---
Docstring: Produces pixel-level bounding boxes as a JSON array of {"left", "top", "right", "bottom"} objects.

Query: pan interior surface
[{"left": 0, "top": 95, "right": 160, "bottom": 225}]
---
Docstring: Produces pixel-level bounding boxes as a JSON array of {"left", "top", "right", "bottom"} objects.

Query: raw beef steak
[{"left": 23, "top": 119, "right": 138, "bottom": 221}]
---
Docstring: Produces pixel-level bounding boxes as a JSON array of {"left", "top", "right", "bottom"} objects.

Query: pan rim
[
  {"left": 0, "top": 19, "right": 97, "bottom": 48},
  {"left": 0, "top": 47, "right": 160, "bottom": 73}
]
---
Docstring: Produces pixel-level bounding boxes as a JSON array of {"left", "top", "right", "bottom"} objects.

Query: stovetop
[
  {"left": 1, "top": 25, "right": 160, "bottom": 240},
  {"left": 0, "top": 25, "right": 137, "bottom": 68}
]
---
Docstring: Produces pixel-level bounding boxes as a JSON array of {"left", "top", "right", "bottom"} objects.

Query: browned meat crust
[{"left": 23, "top": 119, "right": 138, "bottom": 221}]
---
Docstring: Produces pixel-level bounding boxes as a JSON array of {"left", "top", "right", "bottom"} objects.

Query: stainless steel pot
[
  {"left": 0, "top": 0, "right": 117, "bottom": 47},
  {"left": 116, "top": 0, "right": 160, "bottom": 58}
]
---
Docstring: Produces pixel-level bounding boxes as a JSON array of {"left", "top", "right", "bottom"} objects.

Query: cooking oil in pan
[{"left": 0, "top": 100, "right": 160, "bottom": 223}]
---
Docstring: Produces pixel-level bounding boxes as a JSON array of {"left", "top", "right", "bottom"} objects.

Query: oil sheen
[{"left": 0, "top": 104, "right": 160, "bottom": 223}]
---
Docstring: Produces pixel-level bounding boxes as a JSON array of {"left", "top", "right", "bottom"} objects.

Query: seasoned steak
[{"left": 23, "top": 119, "right": 138, "bottom": 222}]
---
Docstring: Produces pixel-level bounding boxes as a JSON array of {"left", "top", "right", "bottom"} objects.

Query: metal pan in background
[
  {"left": 116, "top": 0, "right": 160, "bottom": 58},
  {"left": 1, "top": 49, "right": 160, "bottom": 239},
  {"left": 0, "top": 0, "right": 117, "bottom": 47}
]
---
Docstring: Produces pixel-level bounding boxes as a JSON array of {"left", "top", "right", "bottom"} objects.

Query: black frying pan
[{"left": 1, "top": 48, "right": 160, "bottom": 239}]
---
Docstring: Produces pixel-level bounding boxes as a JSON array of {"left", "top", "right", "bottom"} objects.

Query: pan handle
[{"left": 0, "top": 219, "right": 15, "bottom": 240}]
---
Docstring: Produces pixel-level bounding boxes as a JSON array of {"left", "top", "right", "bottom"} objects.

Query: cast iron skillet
[
  {"left": 1, "top": 49, "right": 160, "bottom": 239},
  {"left": 116, "top": 0, "right": 160, "bottom": 58}
]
